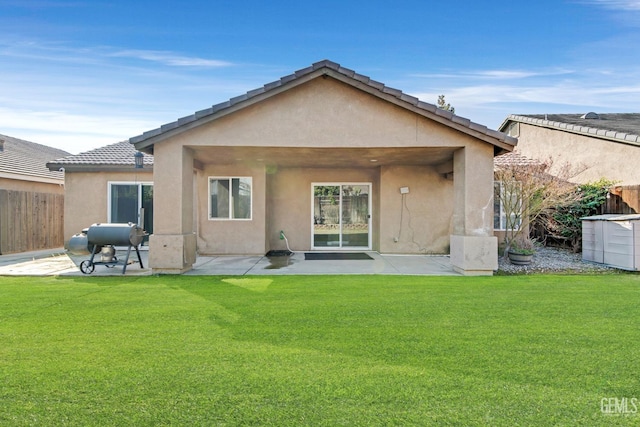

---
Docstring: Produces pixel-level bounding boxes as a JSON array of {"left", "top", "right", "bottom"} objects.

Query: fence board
[
  {"left": 0, "top": 189, "right": 64, "bottom": 254},
  {"left": 601, "top": 185, "right": 640, "bottom": 214}
]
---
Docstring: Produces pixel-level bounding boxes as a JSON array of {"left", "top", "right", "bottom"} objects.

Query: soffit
[{"left": 190, "top": 146, "right": 456, "bottom": 168}]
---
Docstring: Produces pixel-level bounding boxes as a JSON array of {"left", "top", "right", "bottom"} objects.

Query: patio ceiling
[{"left": 190, "top": 146, "right": 457, "bottom": 168}]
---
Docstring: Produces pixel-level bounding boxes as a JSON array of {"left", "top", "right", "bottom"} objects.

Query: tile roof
[
  {"left": 502, "top": 113, "right": 640, "bottom": 146},
  {"left": 46, "top": 140, "right": 153, "bottom": 171},
  {"left": 493, "top": 151, "right": 541, "bottom": 167},
  {"left": 130, "top": 59, "right": 516, "bottom": 152},
  {"left": 0, "top": 133, "right": 70, "bottom": 182}
]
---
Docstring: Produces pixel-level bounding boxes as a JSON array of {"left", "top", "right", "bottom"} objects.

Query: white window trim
[{"left": 208, "top": 176, "right": 253, "bottom": 221}]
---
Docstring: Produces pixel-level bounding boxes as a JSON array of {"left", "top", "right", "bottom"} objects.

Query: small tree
[
  {"left": 436, "top": 95, "right": 455, "bottom": 114},
  {"left": 494, "top": 158, "right": 581, "bottom": 259}
]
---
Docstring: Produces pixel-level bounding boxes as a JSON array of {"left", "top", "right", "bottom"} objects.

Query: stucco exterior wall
[
  {"left": 63, "top": 170, "right": 153, "bottom": 244},
  {"left": 161, "top": 78, "right": 467, "bottom": 151},
  {"left": 266, "top": 167, "right": 380, "bottom": 253},
  {"left": 379, "top": 165, "right": 453, "bottom": 254},
  {"left": 515, "top": 123, "right": 640, "bottom": 185},
  {"left": 193, "top": 164, "right": 460, "bottom": 256},
  {"left": 0, "top": 177, "right": 64, "bottom": 194},
  {"left": 196, "top": 163, "right": 267, "bottom": 255}
]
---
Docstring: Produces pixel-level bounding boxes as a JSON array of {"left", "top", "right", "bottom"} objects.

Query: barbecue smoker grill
[{"left": 68, "top": 223, "right": 147, "bottom": 274}]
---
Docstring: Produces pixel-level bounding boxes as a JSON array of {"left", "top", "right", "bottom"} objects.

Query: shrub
[{"left": 534, "top": 178, "right": 615, "bottom": 252}]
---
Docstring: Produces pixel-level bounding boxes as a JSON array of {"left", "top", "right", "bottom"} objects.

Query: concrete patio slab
[{"left": 0, "top": 249, "right": 459, "bottom": 276}]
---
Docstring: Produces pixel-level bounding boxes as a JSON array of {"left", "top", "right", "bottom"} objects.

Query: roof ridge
[{"left": 130, "top": 60, "right": 516, "bottom": 149}]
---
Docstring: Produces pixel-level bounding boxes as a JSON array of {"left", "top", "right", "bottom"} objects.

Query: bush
[{"left": 534, "top": 178, "right": 615, "bottom": 252}]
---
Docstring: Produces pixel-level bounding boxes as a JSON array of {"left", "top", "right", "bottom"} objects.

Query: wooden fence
[
  {"left": 0, "top": 190, "right": 64, "bottom": 254},
  {"left": 601, "top": 185, "right": 640, "bottom": 214}
]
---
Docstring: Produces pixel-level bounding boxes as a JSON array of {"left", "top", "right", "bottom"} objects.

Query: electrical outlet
[{"left": 400, "top": 187, "right": 409, "bottom": 194}]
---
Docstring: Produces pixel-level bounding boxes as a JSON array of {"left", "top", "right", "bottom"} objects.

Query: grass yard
[{"left": 1, "top": 274, "right": 639, "bottom": 426}]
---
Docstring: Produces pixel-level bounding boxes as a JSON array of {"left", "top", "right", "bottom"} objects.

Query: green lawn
[{"left": 1, "top": 274, "right": 639, "bottom": 426}]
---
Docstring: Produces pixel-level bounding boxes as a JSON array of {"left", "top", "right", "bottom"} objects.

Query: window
[
  {"left": 505, "top": 122, "right": 520, "bottom": 137},
  {"left": 209, "top": 177, "right": 252, "bottom": 220},
  {"left": 494, "top": 181, "right": 521, "bottom": 231}
]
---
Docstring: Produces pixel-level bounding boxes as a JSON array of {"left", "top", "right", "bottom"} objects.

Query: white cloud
[
  {"left": 410, "top": 68, "right": 574, "bottom": 80},
  {"left": 0, "top": 107, "right": 158, "bottom": 154},
  {"left": 109, "top": 50, "right": 233, "bottom": 68},
  {"left": 583, "top": 0, "right": 640, "bottom": 10}
]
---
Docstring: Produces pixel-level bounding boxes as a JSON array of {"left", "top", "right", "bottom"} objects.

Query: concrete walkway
[{"left": 0, "top": 248, "right": 459, "bottom": 276}]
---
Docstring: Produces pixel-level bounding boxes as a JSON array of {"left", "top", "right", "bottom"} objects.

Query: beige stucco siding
[
  {"left": 194, "top": 164, "right": 455, "bottom": 255},
  {"left": 162, "top": 78, "right": 466, "bottom": 152},
  {"left": 265, "top": 167, "right": 379, "bottom": 253},
  {"left": 196, "top": 163, "right": 267, "bottom": 255},
  {"left": 62, "top": 170, "right": 153, "bottom": 244},
  {"left": 379, "top": 165, "right": 453, "bottom": 253},
  {"left": 516, "top": 123, "right": 640, "bottom": 185}
]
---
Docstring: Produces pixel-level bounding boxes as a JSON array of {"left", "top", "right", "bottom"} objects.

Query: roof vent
[
  {"left": 0, "top": 139, "right": 4, "bottom": 152},
  {"left": 581, "top": 112, "right": 599, "bottom": 119}
]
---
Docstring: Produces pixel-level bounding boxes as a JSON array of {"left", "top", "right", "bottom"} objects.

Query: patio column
[
  {"left": 449, "top": 145, "right": 498, "bottom": 275},
  {"left": 149, "top": 144, "right": 197, "bottom": 274}
]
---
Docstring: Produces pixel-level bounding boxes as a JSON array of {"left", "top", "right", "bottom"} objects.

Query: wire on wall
[{"left": 396, "top": 189, "right": 428, "bottom": 253}]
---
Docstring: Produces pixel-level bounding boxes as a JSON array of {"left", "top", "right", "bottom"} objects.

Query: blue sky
[{"left": 1, "top": 0, "right": 639, "bottom": 154}]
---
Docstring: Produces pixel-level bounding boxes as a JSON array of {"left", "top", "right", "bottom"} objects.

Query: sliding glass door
[
  {"left": 312, "top": 183, "right": 370, "bottom": 249},
  {"left": 109, "top": 182, "right": 153, "bottom": 244}
]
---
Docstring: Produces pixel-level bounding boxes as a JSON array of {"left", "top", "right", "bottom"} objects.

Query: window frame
[
  {"left": 208, "top": 176, "right": 253, "bottom": 221},
  {"left": 494, "top": 181, "right": 522, "bottom": 231}
]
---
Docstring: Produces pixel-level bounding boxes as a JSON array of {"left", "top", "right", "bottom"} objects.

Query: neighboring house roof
[
  {"left": 493, "top": 151, "right": 541, "bottom": 168},
  {"left": 0, "top": 133, "right": 69, "bottom": 184},
  {"left": 130, "top": 59, "right": 516, "bottom": 153},
  {"left": 501, "top": 113, "right": 640, "bottom": 147},
  {"left": 46, "top": 140, "right": 153, "bottom": 172}
]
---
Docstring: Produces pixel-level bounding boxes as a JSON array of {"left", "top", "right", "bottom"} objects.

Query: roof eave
[{"left": 46, "top": 163, "right": 154, "bottom": 173}]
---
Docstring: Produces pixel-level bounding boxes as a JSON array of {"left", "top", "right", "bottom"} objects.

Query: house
[
  {"left": 500, "top": 113, "right": 640, "bottom": 185},
  {"left": 0, "top": 133, "right": 69, "bottom": 253},
  {"left": 50, "top": 60, "right": 517, "bottom": 275}
]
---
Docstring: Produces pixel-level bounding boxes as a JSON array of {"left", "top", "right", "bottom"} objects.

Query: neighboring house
[
  {"left": 123, "top": 60, "right": 515, "bottom": 275},
  {"left": 500, "top": 113, "right": 640, "bottom": 214},
  {"left": 500, "top": 113, "right": 640, "bottom": 186},
  {"left": 46, "top": 141, "right": 154, "bottom": 245},
  {"left": 0, "top": 133, "right": 69, "bottom": 253}
]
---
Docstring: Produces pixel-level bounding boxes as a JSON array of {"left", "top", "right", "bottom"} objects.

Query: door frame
[
  {"left": 107, "top": 181, "right": 154, "bottom": 245},
  {"left": 311, "top": 182, "right": 372, "bottom": 250}
]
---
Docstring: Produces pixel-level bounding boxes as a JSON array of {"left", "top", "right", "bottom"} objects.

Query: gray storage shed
[{"left": 582, "top": 214, "right": 640, "bottom": 271}]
